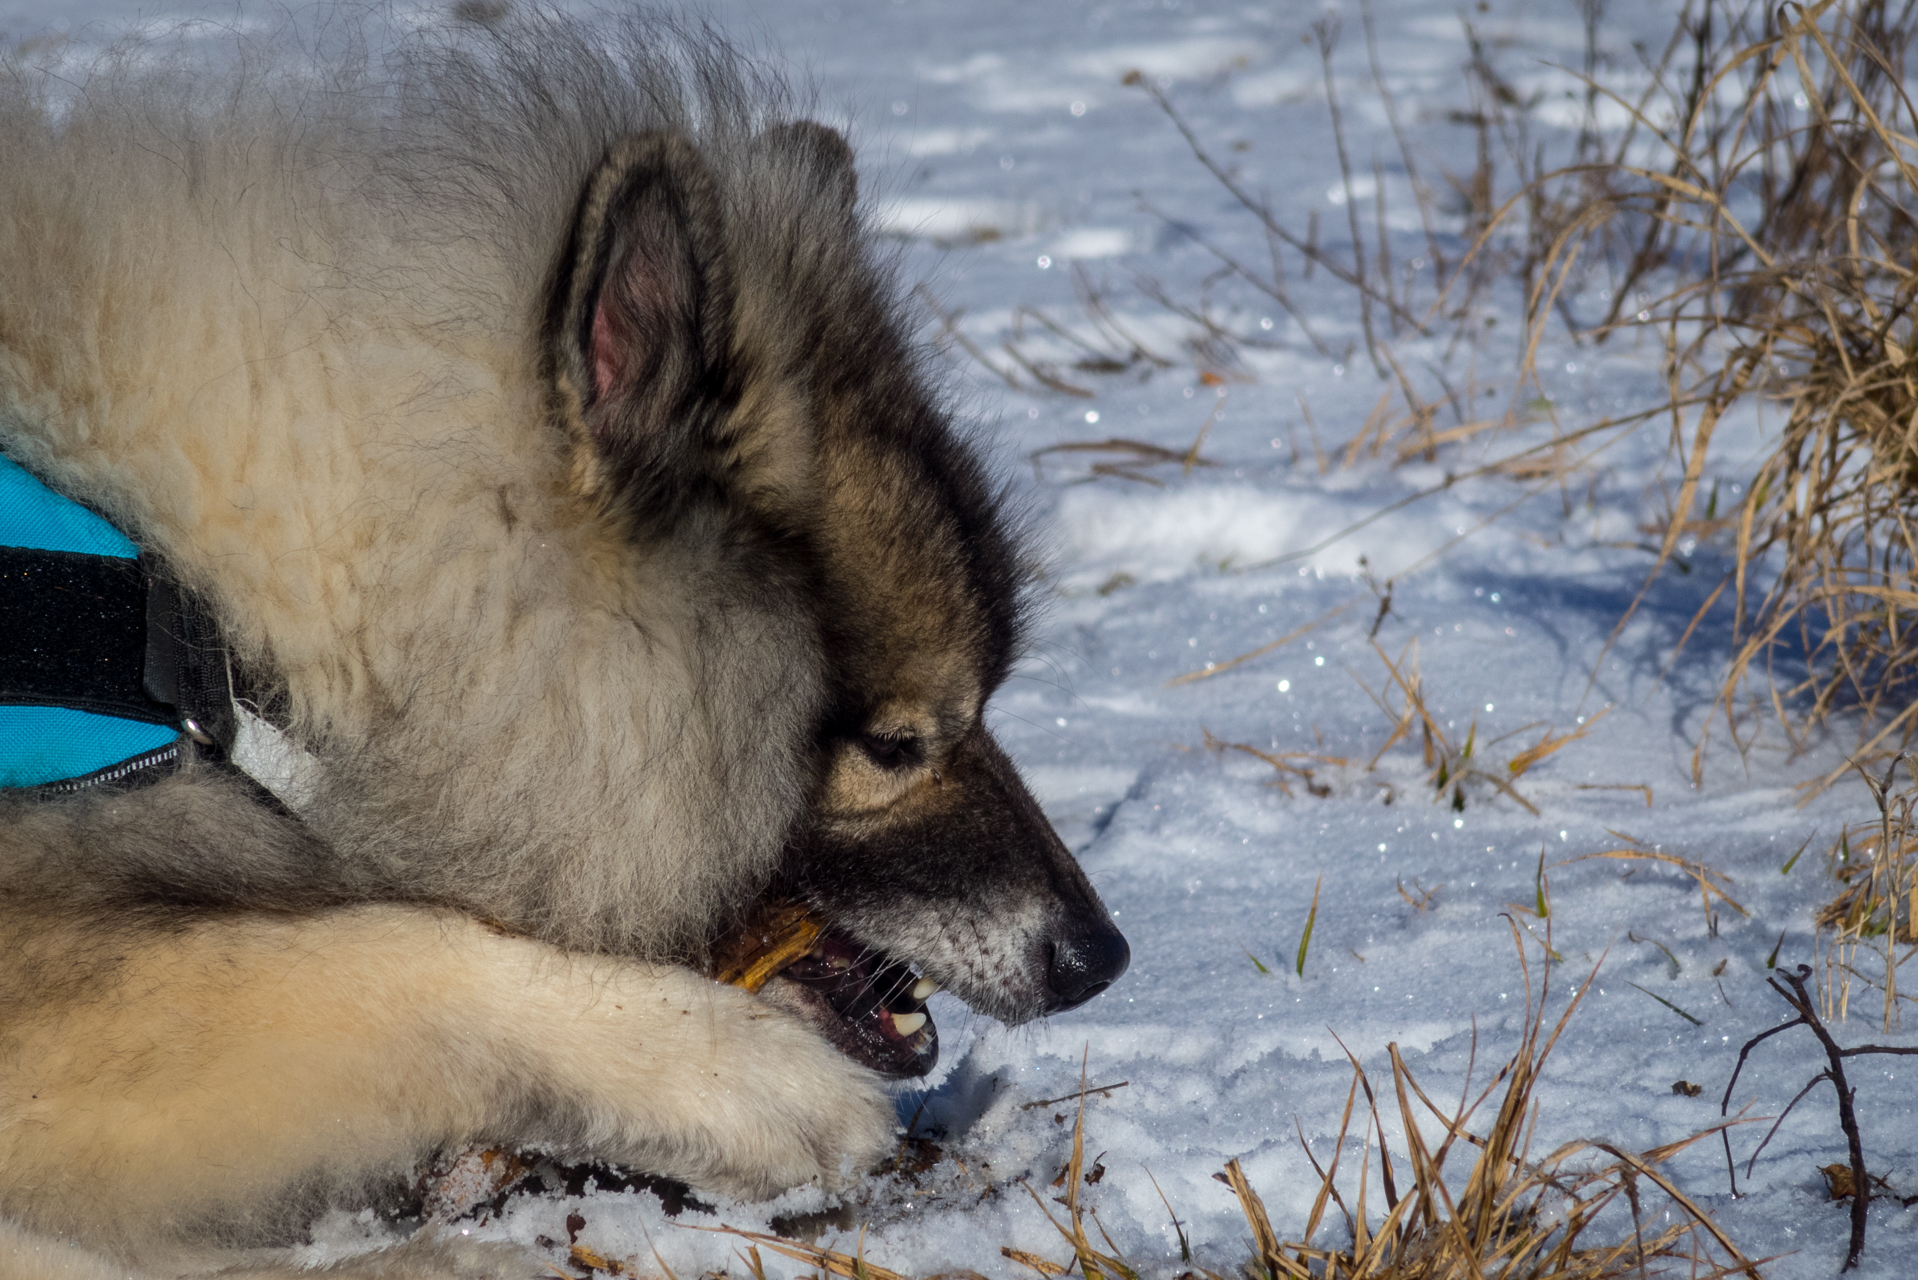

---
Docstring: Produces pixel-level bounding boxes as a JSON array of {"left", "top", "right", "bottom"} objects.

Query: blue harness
[{"left": 0, "top": 454, "right": 214, "bottom": 790}]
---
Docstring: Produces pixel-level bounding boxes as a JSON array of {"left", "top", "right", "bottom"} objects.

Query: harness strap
[
  {"left": 143, "top": 563, "right": 243, "bottom": 751},
  {"left": 0, "top": 452, "right": 301, "bottom": 799},
  {"left": 0, "top": 545, "right": 174, "bottom": 725}
]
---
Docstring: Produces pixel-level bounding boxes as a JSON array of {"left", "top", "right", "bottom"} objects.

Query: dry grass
[
  {"left": 1557, "top": 837, "right": 1748, "bottom": 938},
  {"left": 926, "top": 1, "right": 1574, "bottom": 478},
  {"left": 914, "top": 4, "right": 1918, "bottom": 836},
  {"left": 1196, "top": 638, "right": 1632, "bottom": 815},
  {"left": 1102, "top": 0, "right": 1918, "bottom": 792},
  {"left": 1811, "top": 754, "right": 1918, "bottom": 1029},
  {"left": 1432, "top": 0, "right": 1918, "bottom": 788},
  {"left": 1492, "top": 0, "right": 1918, "bottom": 785},
  {"left": 919, "top": 271, "right": 1179, "bottom": 409},
  {"left": 1348, "top": 640, "right": 1610, "bottom": 816},
  {"left": 1017, "top": 921, "right": 1762, "bottom": 1280}
]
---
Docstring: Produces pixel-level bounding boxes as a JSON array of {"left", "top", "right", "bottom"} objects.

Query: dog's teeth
[
  {"left": 891, "top": 1011, "right": 927, "bottom": 1036},
  {"left": 910, "top": 977, "right": 938, "bottom": 1001}
]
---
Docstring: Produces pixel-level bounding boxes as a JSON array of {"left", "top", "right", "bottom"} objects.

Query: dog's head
[{"left": 547, "top": 125, "right": 1127, "bottom": 1076}]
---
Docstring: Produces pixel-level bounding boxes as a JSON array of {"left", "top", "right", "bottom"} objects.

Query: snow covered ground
[{"left": 12, "top": 0, "right": 1918, "bottom": 1275}]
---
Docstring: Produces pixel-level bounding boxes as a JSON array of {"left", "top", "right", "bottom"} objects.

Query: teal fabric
[
  {"left": 0, "top": 453, "right": 139, "bottom": 557},
  {"left": 1, "top": 453, "right": 178, "bottom": 787},
  {"left": 0, "top": 706, "right": 178, "bottom": 787}
]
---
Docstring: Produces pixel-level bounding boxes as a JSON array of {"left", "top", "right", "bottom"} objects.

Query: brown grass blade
[{"left": 1169, "top": 598, "right": 1358, "bottom": 686}]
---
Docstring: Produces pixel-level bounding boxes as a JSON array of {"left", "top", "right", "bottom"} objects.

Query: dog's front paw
[
  {"left": 683, "top": 989, "right": 897, "bottom": 1199},
  {"left": 532, "top": 962, "right": 894, "bottom": 1201}
]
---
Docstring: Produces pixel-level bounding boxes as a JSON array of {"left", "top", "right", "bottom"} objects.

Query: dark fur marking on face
[{"left": 790, "top": 725, "right": 1126, "bottom": 1026}]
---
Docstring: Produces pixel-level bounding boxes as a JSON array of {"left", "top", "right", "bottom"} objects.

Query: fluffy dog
[{"left": 0, "top": 7, "right": 1127, "bottom": 1275}]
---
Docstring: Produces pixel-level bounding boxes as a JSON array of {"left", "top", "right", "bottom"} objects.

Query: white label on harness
[{"left": 231, "top": 703, "right": 321, "bottom": 812}]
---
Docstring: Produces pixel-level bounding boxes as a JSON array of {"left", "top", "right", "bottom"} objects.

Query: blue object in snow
[{"left": 0, "top": 453, "right": 181, "bottom": 787}]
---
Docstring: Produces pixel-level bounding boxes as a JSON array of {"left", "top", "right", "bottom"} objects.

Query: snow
[{"left": 11, "top": 0, "right": 1918, "bottom": 1275}]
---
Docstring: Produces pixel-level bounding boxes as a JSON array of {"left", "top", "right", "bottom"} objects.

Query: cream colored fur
[{"left": 0, "top": 1222, "right": 546, "bottom": 1280}]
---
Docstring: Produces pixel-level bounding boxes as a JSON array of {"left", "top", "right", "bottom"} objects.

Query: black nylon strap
[
  {"left": 142, "top": 562, "right": 238, "bottom": 750},
  {"left": 0, "top": 545, "right": 177, "bottom": 725}
]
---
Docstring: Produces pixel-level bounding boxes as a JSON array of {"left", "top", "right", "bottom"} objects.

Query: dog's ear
[
  {"left": 550, "top": 131, "right": 736, "bottom": 507},
  {"left": 760, "top": 121, "right": 857, "bottom": 215}
]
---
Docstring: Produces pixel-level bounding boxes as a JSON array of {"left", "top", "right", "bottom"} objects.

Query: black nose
[{"left": 1044, "top": 925, "right": 1131, "bottom": 1012}]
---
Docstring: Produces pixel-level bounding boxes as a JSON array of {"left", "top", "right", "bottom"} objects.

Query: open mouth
[{"left": 768, "top": 931, "right": 939, "bottom": 1079}]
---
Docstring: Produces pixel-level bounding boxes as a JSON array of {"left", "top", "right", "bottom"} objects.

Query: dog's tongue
[{"left": 779, "top": 932, "right": 939, "bottom": 1078}]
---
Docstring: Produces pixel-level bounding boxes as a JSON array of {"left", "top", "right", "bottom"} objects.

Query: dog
[{"left": 0, "top": 7, "right": 1127, "bottom": 1274}]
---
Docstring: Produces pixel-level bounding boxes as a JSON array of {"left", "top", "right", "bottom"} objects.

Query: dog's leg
[
  {"left": 0, "top": 1216, "right": 553, "bottom": 1280},
  {"left": 0, "top": 1220, "right": 142, "bottom": 1280},
  {"left": 0, "top": 904, "right": 894, "bottom": 1246}
]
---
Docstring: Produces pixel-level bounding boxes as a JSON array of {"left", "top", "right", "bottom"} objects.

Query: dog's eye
[{"left": 857, "top": 733, "right": 923, "bottom": 771}]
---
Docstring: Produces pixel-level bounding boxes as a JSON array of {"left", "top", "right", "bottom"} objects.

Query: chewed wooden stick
[{"left": 709, "top": 900, "right": 825, "bottom": 992}]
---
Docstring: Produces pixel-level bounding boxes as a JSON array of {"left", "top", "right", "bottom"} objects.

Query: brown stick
[{"left": 1727, "top": 962, "right": 1918, "bottom": 1270}]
